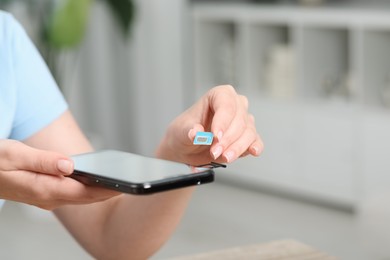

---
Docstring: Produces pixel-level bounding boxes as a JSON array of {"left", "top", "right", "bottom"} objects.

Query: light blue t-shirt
[{"left": 0, "top": 11, "right": 68, "bottom": 209}]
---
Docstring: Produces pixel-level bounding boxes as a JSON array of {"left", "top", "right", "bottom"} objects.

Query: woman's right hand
[{"left": 0, "top": 139, "right": 120, "bottom": 210}]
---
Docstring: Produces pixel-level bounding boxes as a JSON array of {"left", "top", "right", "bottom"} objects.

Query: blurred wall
[
  {"left": 4, "top": 0, "right": 191, "bottom": 156},
  {"left": 68, "top": 0, "right": 192, "bottom": 156}
]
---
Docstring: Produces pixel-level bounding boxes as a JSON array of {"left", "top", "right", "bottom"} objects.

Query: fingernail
[
  {"left": 212, "top": 145, "right": 223, "bottom": 160},
  {"left": 224, "top": 151, "right": 236, "bottom": 163},
  {"left": 57, "top": 159, "right": 73, "bottom": 175},
  {"left": 188, "top": 128, "right": 195, "bottom": 139}
]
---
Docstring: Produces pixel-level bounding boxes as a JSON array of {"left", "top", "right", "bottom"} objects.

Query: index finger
[{"left": 208, "top": 85, "right": 238, "bottom": 141}]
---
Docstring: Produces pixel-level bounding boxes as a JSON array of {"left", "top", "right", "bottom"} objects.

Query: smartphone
[{"left": 70, "top": 150, "right": 215, "bottom": 195}]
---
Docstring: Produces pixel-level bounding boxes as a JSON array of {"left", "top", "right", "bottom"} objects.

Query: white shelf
[
  {"left": 193, "top": 3, "right": 390, "bottom": 27},
  {"left": 361, "top": 29, "right": 390, "bottom": 107},
  {"left": 191, "top": 3, "right": 390, "bottom": 207}
]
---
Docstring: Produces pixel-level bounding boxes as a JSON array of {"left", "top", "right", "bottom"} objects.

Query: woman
[{"left": 0, "top": 11, "right": 263, "bottom": 259}]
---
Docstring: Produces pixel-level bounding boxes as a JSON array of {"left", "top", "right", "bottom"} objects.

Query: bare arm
[
  {"left": 23, "top": 85, "right": 263, "bottom": 259},
  {"left": 24, "top": 111, "right": 194, "bottom": 259}
]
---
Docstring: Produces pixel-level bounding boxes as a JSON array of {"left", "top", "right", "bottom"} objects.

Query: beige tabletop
[{"left": 169, "top": 240, "right": 337, "bottom": 260}]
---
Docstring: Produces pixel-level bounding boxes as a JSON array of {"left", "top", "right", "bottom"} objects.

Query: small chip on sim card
[{"left": 193, "top": 132, "right": 214, "bottom": 145}]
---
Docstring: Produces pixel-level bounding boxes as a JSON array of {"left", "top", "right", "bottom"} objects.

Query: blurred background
[{"left": 2, "top": 0, "right": 390, "bottom": 259}]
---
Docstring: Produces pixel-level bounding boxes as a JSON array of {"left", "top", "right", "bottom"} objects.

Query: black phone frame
[{"left": 71, "top": 167, "right": 215, "bottom": 195}]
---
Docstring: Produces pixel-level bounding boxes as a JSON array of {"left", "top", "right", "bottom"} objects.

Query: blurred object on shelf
[
  {"left": 321, "top": 72, "right": 353, "bottom": 100},
  {"left": 264, "top": 44, "right": 295, "bottom": 99},
  {"left": 0, "top": 0, "right": 135, "bottom": 91}
]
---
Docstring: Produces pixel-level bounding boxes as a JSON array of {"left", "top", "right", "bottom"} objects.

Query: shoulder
[
  {"left": 0, "top": 10, "right": 22, "bottom": 83},
  {"left": 0, "top": 10, "right": 15, "bottom": 26},
  {"left": 0, "top": 10, "right": 18, "bottom": 43},
  {"left": 0, "top": 11, "right": 24, "bottom": 63},
  {"left": 0, "top": 12, "right": 19, "bottom": 139},
  {"left": 0, "top": 10, "right": 34, "bottom": 59}
]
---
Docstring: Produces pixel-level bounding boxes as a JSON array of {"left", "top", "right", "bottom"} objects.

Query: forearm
[
  {"left": 64, "top": 137, "right": 195, "bottom": 259},
  {"left": 102, "top": 189, "right": 193, "bottom": 259},
  {"left": 22, "top": 85, "right": 262, "bottom": 259},
  {"left": 95, "top": 137, "right": 196, "bottom": 259},
  {"left": 54, "top": 187, "right": 193, "bottom": 260},
  {"left": 88, "top": 132, "right": 196, "bottom": 258},
  {"left": 26, "top": 110, "right": 194, "bottom": 259}
]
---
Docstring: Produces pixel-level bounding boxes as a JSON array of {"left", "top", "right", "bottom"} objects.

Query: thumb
[
  {"left": 188, "top": 123, "right": 205, "bottom": 143},
  {"left": 5, "top": 141, "right": 74, "bottom": 175}
]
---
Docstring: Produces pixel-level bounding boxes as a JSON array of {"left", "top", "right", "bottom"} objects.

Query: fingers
[
  {"left": 25, "top": 147, "right": 74, "bottom": 175},
  {"left": 0, "top": 166, "right": 120, "bottom": 210},
  {"left": 213, "top": 115, "right": 262, "bottom": 162},
  {"left": 225, "top": 113, "right": 263, "bottom": 159},
  {"left": 225, "top": 131, "right": 264, "bottom": 162},
  {"left": 49, "top": 177, "right": 121, "bottom": 204},
  {"left": 0, "top": 140, "right": 73, "bottom": 175},
  {"left": 208, "top": 85, "right": 237, "bottom": 140},
  {"left": 206, "top": 85, "right": 264, "bottom": 162},
  {"left": 25, "top": 174, "right": 121, "bottom": 210}
]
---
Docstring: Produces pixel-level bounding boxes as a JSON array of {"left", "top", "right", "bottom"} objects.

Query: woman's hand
[
  {"left": 156, "top": 85, "right": 263, "bottom": 166},
  {"left": 0, "top": 139, "right": 119, "bottom": 210}
]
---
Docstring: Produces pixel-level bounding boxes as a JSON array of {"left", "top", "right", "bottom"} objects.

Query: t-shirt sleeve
[{"left": 8, "top": 14, "right": 68, "bottom": 141}]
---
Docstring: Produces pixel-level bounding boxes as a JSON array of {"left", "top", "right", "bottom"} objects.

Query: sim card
[{"left": 193, "top": 132, "right": 214, "bottom": 145}]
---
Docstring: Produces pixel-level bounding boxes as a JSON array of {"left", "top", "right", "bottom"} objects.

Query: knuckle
[
  {"left": 225, "top": 85, "right": 237, "bottom": 96},
  {"left": 224, "top": 84, "right": 235, "bottom": 91},
  {"left": 240, "top": 95, "right": 249, "bottom": 109},
  {"left": 257, "top": 135, "right": 265, "bottom": 151},
  {"left": 1, "top": 140, "right": 21, "bottom": 161},
  {"left": 251, "top": 127, "right": 263, "bottom": 145},
  {"left": 213, "top": 84, "right": 236, "bottom": 94},
  {"left": 259, "top": 135, "right": 264, "bottom": 147},
  {"left": 237, "top": 117, "right": 247, "bottom": 131},
  {"left": 246, "top": 129, "right": 259, "bottom": 148},
  {"left": 248, "top": 114, "right": 255, "bottom": 124}
]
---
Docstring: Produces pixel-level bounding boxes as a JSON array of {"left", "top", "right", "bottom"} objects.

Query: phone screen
[{"left": 70, "top": 150, "right": 214, "bottom": 194}]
